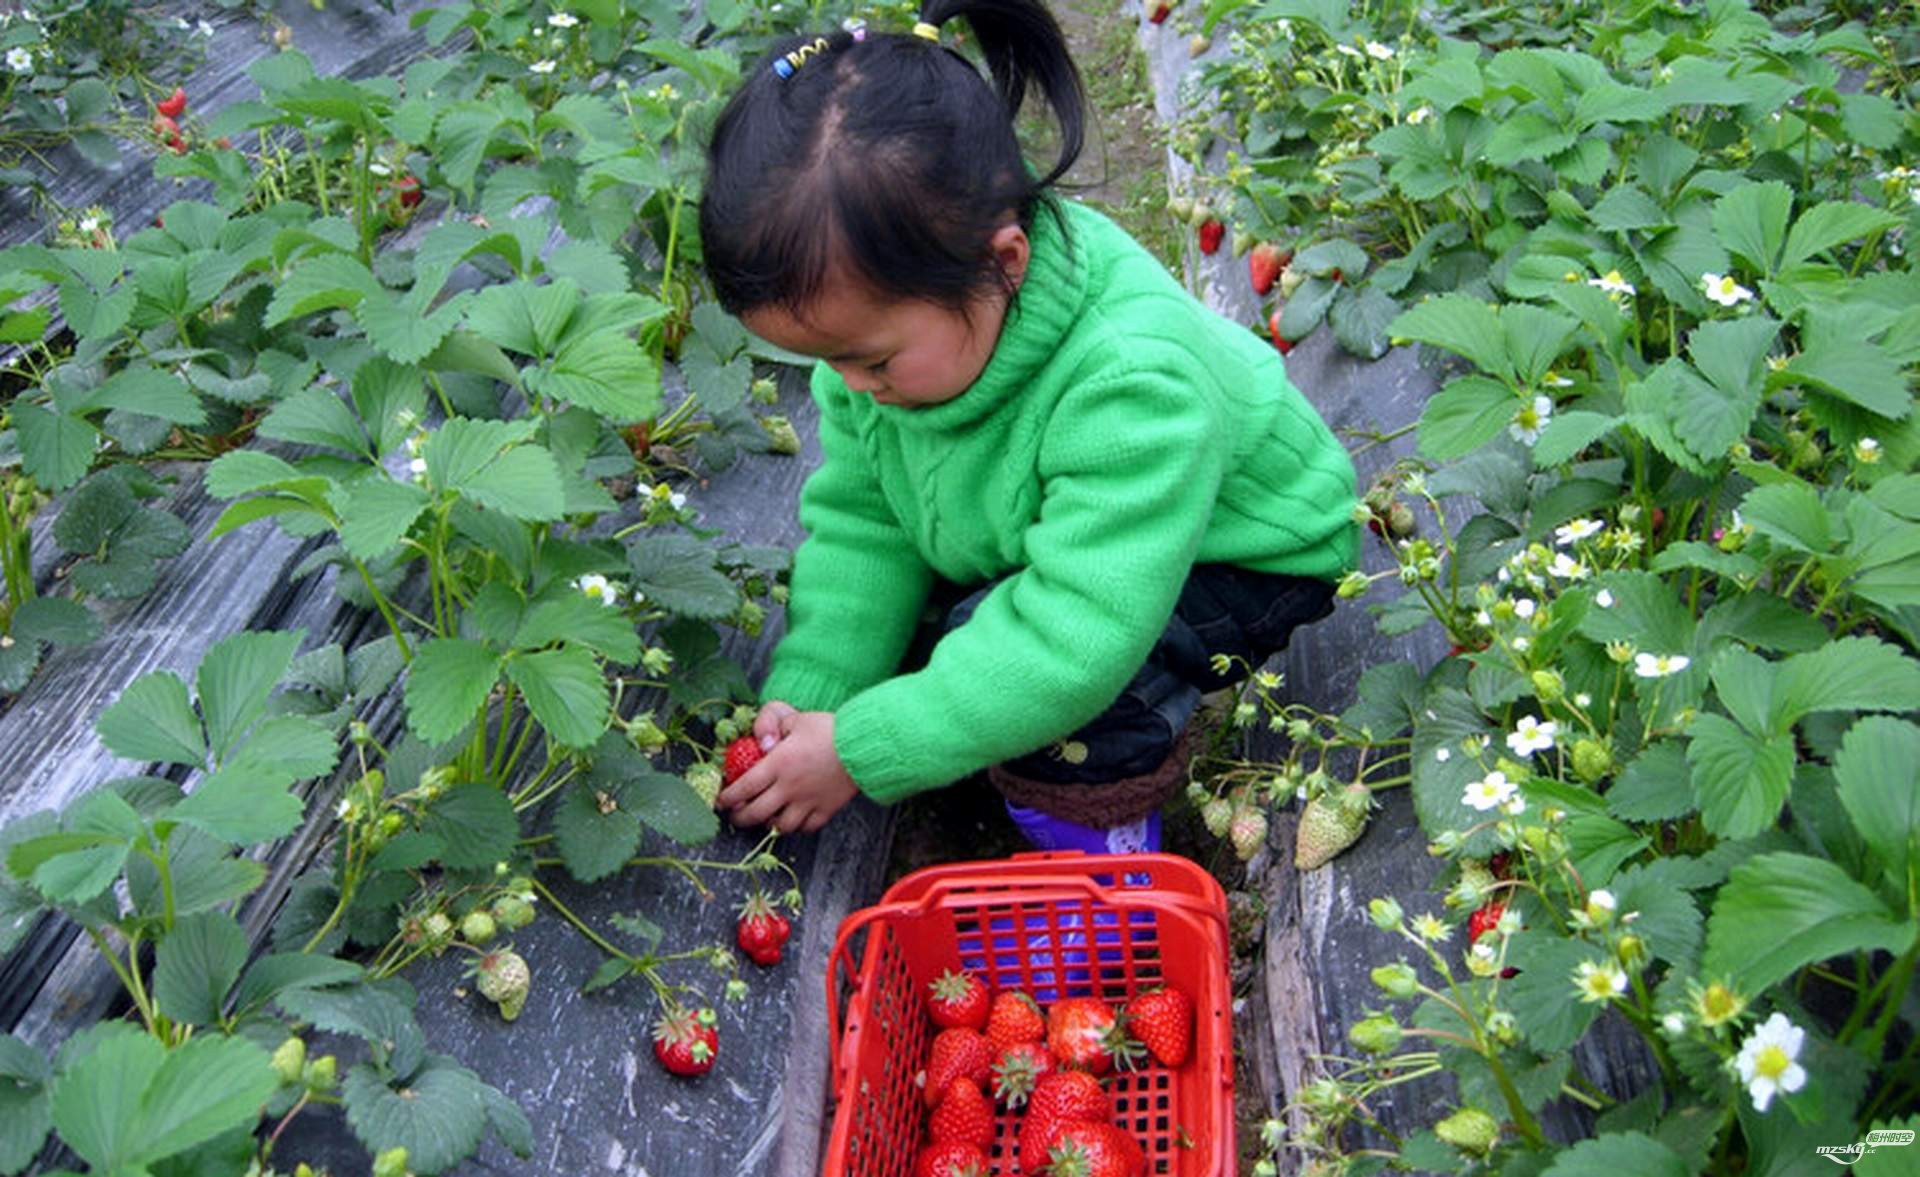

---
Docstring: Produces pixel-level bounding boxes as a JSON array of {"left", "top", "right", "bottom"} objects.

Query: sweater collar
[{"left": 873, "top": 199, "right": 1088, "bottom": 432}]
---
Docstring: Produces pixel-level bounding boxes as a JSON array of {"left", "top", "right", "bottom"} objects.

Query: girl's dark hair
[{"left": 699, "top": 0, "right": 1086, "bottom": 320}]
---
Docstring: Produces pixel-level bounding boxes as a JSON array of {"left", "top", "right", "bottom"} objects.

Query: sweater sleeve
[
  {"left": 759, "top": 368, "right": 935, "bottom": 713},
  {"left": 833, "top": 372, "right": 1226, "bottom": 803}
]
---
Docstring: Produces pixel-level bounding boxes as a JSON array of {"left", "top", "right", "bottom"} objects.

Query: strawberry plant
[{"left": 1172, "top": 3, "right": 1920, "bottom": 1172}]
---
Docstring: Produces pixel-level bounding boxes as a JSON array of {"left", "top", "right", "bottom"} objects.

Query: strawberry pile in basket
[{"left": 910, "top": 967, "right": 1193, "bottom": 1177}]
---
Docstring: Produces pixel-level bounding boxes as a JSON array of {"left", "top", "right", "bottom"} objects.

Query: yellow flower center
[{"left": 1752, "top": 1044, "right": 1791, "bottom": 1081}]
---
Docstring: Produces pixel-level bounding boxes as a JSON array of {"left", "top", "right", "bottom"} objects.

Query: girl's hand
[
  {"left": 718, "top": 709, "right": 858, "bottom": 834},
  {"left": 751, "top": 699, "right": 798, "bottom": 753}
]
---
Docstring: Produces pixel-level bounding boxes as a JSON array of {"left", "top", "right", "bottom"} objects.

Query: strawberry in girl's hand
[
  {"left": 926, "top": 1077, "right": 995, "bottom": 1150},
  {"left": 156, "top": 87, "right": 188, "bottom": 118},
  {"left": 927, "top": 968, "right": 989, "bottom": 1030},
  {"left": 736, "top": 893, "right": 790, "bottom": 966},
  {"left": 1196, "top": 218, "right": 1225, "bottom": 255},
  {"left": 1248, "top": 242, "right": 1288, "bottom": 295},
  {"left": 651, "top": 1005, "right": 718, "bottom": 1076},
  {"left": 984, "top": 988, "right": 1046, "bottom": 1050},
  {"left": 923, "top": 1027, "right": 994, "bottom": 1107},
  {"left": 1123, "top": 986, "right": 1193, "bottom": 1068},
  {"left": 1047, "top": 997, "right": 1139, "bottom": 1075},
  {"left": 990, "top": 1040, "right": 1056, "bottom": 1108},
  {"left": 722, "top": 735, "right": 763, "bottom": 784},
  {"left": 913, "top": 1140, "right": 990, "bottom": 1177}
]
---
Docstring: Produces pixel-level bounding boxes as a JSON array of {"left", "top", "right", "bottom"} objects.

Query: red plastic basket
[{"left": 823, "top": 852, "right": 1236, "bottom": 1176}]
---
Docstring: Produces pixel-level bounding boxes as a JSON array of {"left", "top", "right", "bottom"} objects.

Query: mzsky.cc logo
[{"left": 1814, "top": 1129, "right": 1915, "bottom": 1165}]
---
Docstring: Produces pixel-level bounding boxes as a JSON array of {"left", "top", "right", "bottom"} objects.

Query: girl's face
[{"left": 740, "top": 225, "right": 1029, "bottom": 409}]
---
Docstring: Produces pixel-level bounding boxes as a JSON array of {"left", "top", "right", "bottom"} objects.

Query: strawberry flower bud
[
  {"left": 1368, "top": 897, "right": 1404, "bottom": 930},
  {"left": 304, "top": 1054, "right": 337, "bottom": 1092}
]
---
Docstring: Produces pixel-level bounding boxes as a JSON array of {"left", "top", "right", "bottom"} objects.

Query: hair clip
[
  {"left": 912, "top": 21, "right": 940, "bottom": 41},
  {"left": 772, "top": 36, "right": 830, "bottom": 79},
  {"left": 842, "top": 17, "right": 867, "bottom": 42}
]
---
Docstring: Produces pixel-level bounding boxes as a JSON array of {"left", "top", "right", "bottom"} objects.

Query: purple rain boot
[{"left": 1003, "top": 799, "right": 1162, "bottom": 855}]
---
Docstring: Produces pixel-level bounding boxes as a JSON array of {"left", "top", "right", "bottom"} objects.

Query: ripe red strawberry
[
  {"left": 926, "top": 1077, "right": 995, "bottom": 1150},
  {"left": 923, "top": 1027, "right": 994, "bottom": 1107},
  {"left": 1021, "top": 1069, "right": 1110, "bottom": 1168},
  {"left": 1330, "top": 267, "right": 1344, "bottom": 282},
  {"left": 1123, "top": 986, "right": 1192, "bottom": 1068},
  {"left": 1146, "top": 0, "right": 1173, "bottom": 23},
  {"left": 736, "top": 892, "right": 790, "bottom": 966},
  {"left": 990, "top": 1040, "right": 1056, "bottom": 1108},
  {"left": 1489, "top": 851, "right": 1514, "bottom": 878},
  {"left": 214, "top": 136, "right": 232, "bottom": 150},
  {"left": 721, "top": 735, "right": 763, "bottom": 784},
  {"left": 651, "top": 1005, "right": 718, "bottom": 1076},
  {"left": 394, "top": 174, "right": 423, "bottom": 208},
  {"left": 1037, "top": 1120, "right": 1147, "bottom": 1177},
  {"left": 156, "top": 87, "right": 188, "bottom": 119},
  {"left": 1048, "top": 997, "right": 1139, "bottom": 1075},
  {"left": 152, "top": 114, "right": 179, "bottom": 138},
  {"left": 985, "top": 989, "right": 1046, "bottom": 1050},
  {"left": 927, "top": 969, "right": 989, "bottom": 1030},
  {"left": 1249, "top": 242, "right": 1287, "bottom": 295},
  {"left": 913, "top": 1140, "right": 990, "bottom": 1177},
  {"left": 1468, "top": 901, "right": 1505, "bottom": 943},
  {"left": 1196, "top": 218, "right": 1225, "bottom": 255},
  {"left": 1268, "top": 309, "right": 1293, "bottom": 355}
]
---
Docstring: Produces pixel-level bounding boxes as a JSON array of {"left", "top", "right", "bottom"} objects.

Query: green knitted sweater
[{"left": 761, "top": 199, "right": 1358, "bottom": 804}]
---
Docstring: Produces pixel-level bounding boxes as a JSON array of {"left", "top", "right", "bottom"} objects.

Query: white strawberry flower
[
  {"left": 1335, "top": 43, "right": 1363, "bottom": 58},
  {"left": 1595, "top": 589, "right": 1615, "bottom": 608},
  {"left": 547, "top": 11, "right": 579, "bottom": 27},
  {"left": 1506, "top": 716, "right": 1558, "bottom": 757},
  {"left": 1736, "top": 1013, "right": 1808, "bottom": 1112},
  {"left": 1513, "top": 597, "right": 1537, "bottom": 620},
  {"left": 529, "top": 59, "right": 558, "bottom": 74},
  {"left": 1548, "top": 552, "right": 1588, "bottom": 580},
  {"left": 1509, "top": 395, "right": 1554, "bottom": 445},
  {"left": 1854, "top": 436, "right": 1882, "bottom": 464},
  {"left": 1701, "top": 273, "right": 1754, "bottom": 307},
  {"left": 1574, "top": 692, "right": 1592, "bottom": 707},
  {"left": 1365, "top": 40, "right": 1394, "bottom": 59},
  {"left": 574, "top": 573, "right": 620, "bottom": 606},
  {"left": 1406, "top": 105, "right": 1433, "bottom": 125},
  {"left": 1434, "top": 747, "right": 1451, "bottom": 762},
  {"left": 197, "top": 19, "right": 216, "bottom": 37},
  {"left": 1574, "top": 958, "right": 1628, "bottom": 1003},
  {"left": 1588, "top": 270, "right": 1635, "bottom": 297},
  {"left": 407, "top": 456, "right": 428, "bottom": 478},
  {"left": 1462, "top": 770, "right": 1517, "bottom": 812},
  {"left": 6, "top": 46, "right": 32, "bottom": 73},
  {"left": 1634, "top": 652, "right": 1690, "bottom": 679},
  {"left": 78, "top": 216, "right": 99, "bottom": 233},
  {"left": 1554, "top": 518, "right": 1603, "bottom": 546}
]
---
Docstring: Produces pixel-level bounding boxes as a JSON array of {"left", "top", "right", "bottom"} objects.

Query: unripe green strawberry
[
  {"left": 1370, "top": 961, "right": 1419, "bottom": 998},
  {"left": 1167, "top": 195, "right": 1193, "bottom": 222},
  {"left": 1201, "top": 794, "right": 1234, "bottom": 837},
  {"left": 750, "top": 376, "right": 778, "bottom": 404},
  {"left": 475, "top": 949, "right": 530, "bottom": 1021},
  {"left": 685, "top": 762, "right": 723, "bottom": 807},
  {"left": 304, "top": 1054, "right": 337, "bottom": 1092},
  {"left": 1571, "top": 737, "right": 1612, "bottom": 782},
  {"left": 760, "top": 414, "right": 801, "bottom": 455},
  {"left": 1294, "top": 786, "right": 1371, "bottom": 870},
  {"left": 1278, "top": 265, "right": 1306, "bottom": 298},
  {"left": 1188, "top": 200, "right": 1214, "bottom": 229},
  {"left": 1347, "top": 1011, "right": 1402, "bottom": 1055},
  {"left": 1434, "top": 1106, "right": 1500, "bottom": 1154},
  {"left": 422, "top": 912, "right": 454, "bottom": 947},
  {"left": 492, "top": 893, "right": 536, "bottom": 930},
  {"left": 1228, "top": 804, "right": 1268, "bottom": 861},
  {"left": 271, "top": 1036, "right": 306, "bottom": 1084},
  {"left": 372, "top": 1147, "right": 410, "bottom": 1177},
  {"left": 461, "top": 910, "right": 497, "bottom": 944}
]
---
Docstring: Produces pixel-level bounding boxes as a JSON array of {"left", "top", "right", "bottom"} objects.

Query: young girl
[{"left": 701, "top": 0, "right": 1358, "bottom": 850}]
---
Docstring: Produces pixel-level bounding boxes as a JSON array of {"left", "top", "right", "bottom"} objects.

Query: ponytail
[{"left": 921, "top": 0, "right": 1086, "bottom": 188}]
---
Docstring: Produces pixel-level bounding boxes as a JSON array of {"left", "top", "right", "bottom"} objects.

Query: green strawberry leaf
[
  {"left": 507, "top": 645, "right": 609, "bottom": 750},
  {"left": 152, "top": 910, "right": 251, "bottom": 1026},
  {"left": 1703, "top": 851, "right": 1914, "bottom": 996},
  {"left": 419, "top": 783, "right": 521, "bottom": 871},
  {"left": 0, "top": 1033, "right": 52, "bottom": 1173},
  {"left": 551, "top": 781, "right": 644, "bottom": 883},
  {"left": 343, "top": 1055, "right": 490, "bottom": 1176},
  {"left": 96, "top": 671, "right": 206, "bottom": 767},
  {"left": 403, "top": 638, "right": 503, "bottom": 745}
]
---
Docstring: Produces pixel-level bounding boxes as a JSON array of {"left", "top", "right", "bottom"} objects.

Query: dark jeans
[{"left": 923, "top": 564, "right": 1335, "bottom": 785}]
